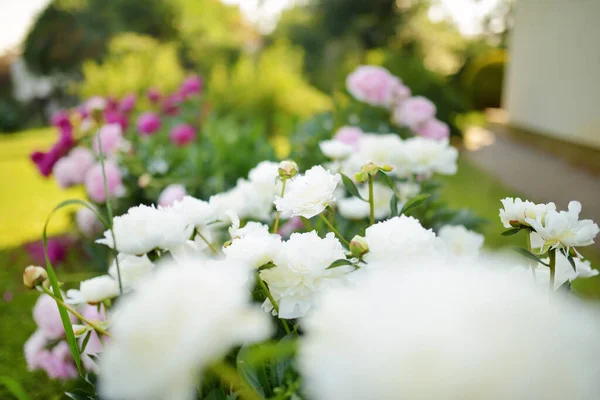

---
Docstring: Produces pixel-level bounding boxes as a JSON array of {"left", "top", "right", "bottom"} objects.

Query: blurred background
[{"left": 0, "top": 0, "right": 599, "bottom": 396}]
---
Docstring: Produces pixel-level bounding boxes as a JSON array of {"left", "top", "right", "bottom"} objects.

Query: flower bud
[
  {"left": 138, "top": 174, "right": 152, "bottom": 188},
  {"left": 349, "top": 235, "right": 369, "bottom": 257},
  {"left": 278, "top": 160, "right": 298, "bottom": 179},
  {"left": 380, "top": 164, "right": 393, "bottom": 172},
  {"left": 23, "top": 266, "right": 48, "bottom": 289},
  {"left": 509, "top": 220, "right": 521, "bottom": 228},
  {"left": 354, "top": 171, "right": 368, "bottom": 183},
  {"left": 361, "top": 161, "right": 379, "bottom": 176}
]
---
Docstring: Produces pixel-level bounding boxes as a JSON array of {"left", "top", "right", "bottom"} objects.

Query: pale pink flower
[
  {"left": 414, "top": 118, "right": 450, "bottom": 140},
  {"left": 346, "top": 65, "right": 395, "bottom": 107},
  {"left": 84, "top": 161, "right": 125, "bottom": 203},
  {"left": 169, "top": 123, "right": 196, "bottom": 147},
  {"left": 76, "top": 207, "right": 104, "bottom": 237},
  {"left": 33, "top": 294, "right": 73, "bottom": 339},
  {"left": 334, "top": 126, "right": 363, "bottom": 150},
  {"left": 390, "top": 76, "right": 412, "bottom": 105},
  {"left": 278, "top": 216, "right": 304, "bottom": 238},
  {"left": 158, "top": 184, "right": 186, "bottom": 207},
  {"left": 93, "top": 124, "right": 124, "bottom": 157},
  {"left": 40, "top": 341, "right": 78, "bottom": 380},
  {"left": 393, "top": 96, "right": 437, "bottom": 128},
  {"left": 24, "top": 330, "right": 50, "bottom": 371},
  {"left": 80, "top": 305, "right": 108, "bottom": 372},
  {"left": 118, "top": 94, "right": 136, "bottom": 114}
]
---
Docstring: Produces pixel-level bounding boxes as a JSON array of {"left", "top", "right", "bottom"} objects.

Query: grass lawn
[{"left": 0, "top": 131, "right": 598, "bottom": 398}]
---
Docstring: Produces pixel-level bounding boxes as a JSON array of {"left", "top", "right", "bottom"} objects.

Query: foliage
[
  {"left": 461, "top": 49, "right": 507, "bottom": 110},
  {"left": 75, "top": 34, "right": 185, "bottom": 99},
  {"left": 22, "top": 0, "right": 178, "bottom": 75}
]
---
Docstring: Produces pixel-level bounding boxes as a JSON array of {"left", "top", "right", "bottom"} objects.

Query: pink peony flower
[
  {"left": 334, "top": 126, "right": 363, "bottom": 150},
  {"left": 25, "top": 237, "right": 71, "bottom": 265},
  {"left": 31, "top": 127, "right": 74, "bottom": 177},
  {"left": 393, "top": 96, "right": 437, "bottom": 129},
  {"left": 118, "top": 94, "right": 136, "bottom": 113},
  {"left": 104, "top": 110, "right": 128, "bottom": 131},
  {"left": 84, "top": 161, "right": 125, "bottom": 203},
  {"left": 52, "top": 147, "right": 95, "bottom": 188},
  {"left": 85, "top": 96, "right": 107, "bottom": 113},
  {"left": 147, "top": 87, "right": 161, "bottom": 103},
  {"left": 179, "top": 74, "right": 203, "bottom": 97},
  {"left": 93, "top": 124, "right": 124, "bottom": 157},
  {"left": 346, "top": 65, "right": 396, "bottom": 107},
  {"left": 76, "top": 207, "right": 104, "bottom": 237},
  {"left": 40, "top": 341, "right": 78, "bottom": 380},
  {"left": 80, "top": 305, "right": 107, "bottom": 372},
  {"left": 169, "top": 123, "right": 196, "bottom": 147},
  {"left": 414, "top": 118, "right": 450, "bottom": 140},
  {"left": 50, "top": 110, "right": 71, "bottom": 129},
  {"left": 33, "top": 294, "right": 74, "bottom": 339},
  {"left": 278, "top": 216, "right": 304, "bottom": 238},
  {"left": 158, "top": 184, "right": 186, "bottom": 207},
  {"left": 136, "top": 112, "right": 161, "bottom": 136},
  {"left": 24, "top": 330, "right": 50, "bottom": 371},
  {"left": 390, "top": 76, "right": 412, "bottom": 106},
  {"left": 161, "top": 93, "right": 182, "bottom": 116},
  {"left": 104, "top": 97, "right": 119, "bottom": 113}
]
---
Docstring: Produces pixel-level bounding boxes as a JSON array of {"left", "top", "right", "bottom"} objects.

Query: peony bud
[
  {"left": 23, "top": 266, "right": 48, "bottom": 289},
  {"left": 349, "top": 235, "right": 369, "bottom": 257},
  {"left": 354, "top": 171, "right": 368, "bottom": 183},
  {"left": 361, "top": 162, "right": 379, "bottom": 176},
  {"left": 380, "top": 164, "right": 393, "bottom": 173},
  {"left": 278, "top": 160, "right": 298, "bottom": 179}
]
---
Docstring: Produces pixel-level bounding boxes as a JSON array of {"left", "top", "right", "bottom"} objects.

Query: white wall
[{"left": 504, "top": 0, "right": 600, "bottom": 149}]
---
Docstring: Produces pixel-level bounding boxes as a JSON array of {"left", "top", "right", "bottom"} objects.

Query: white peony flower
[
  {"left": 499, "top": 197, "right": 556, "bottom": 228},
  {"left": 396, "top": 181, "right": 421, "bottom": 204},
  {"left": 401, "top": 137, "right": 458, "bottom": 177},
  {"left": 169, "top": 196, "right": 217, "bottom": 228},
  {"left": 525, "top": 201, "right": 599, "bottom": 250},
  {"left": 66, "top": 275, "right": 120, "bottom": 304},
  {"left": 337, "top": 183, "right": 396, "bottom": 220},
  {"left": 108, "top": 254, "right": 155, "bottom": 291},
  {"left": 274, "top": 166, "right": 341, "bottom": 219},
  {"left": 438, "top": 225, "right": 484, "bottom": 258},
  {"left": 248, "top": 161, "right": 280, "bottom": 189},
  {"left": 341, "top": 134, "right": 405, "bottom": 178},
  {"left": 364, "top": 216, "right": 445, "bottom": 266},
  {"left": 98, "top": 259, "right": 272, "bottom": 400},
  {"left": 299, "top": 260, "right": 600, "bottom": 400},
  {"left": 210, "top": 178, "right": 275, "bottom": 222},
  {"left": 260, "top": 231, "right": 352, "bottom": 318},
  {"left": 96, "top": 205, "right": 192, "bottom": 255},
  {"left": 319, "top": 140, "right": 354, "bottom": 160},
  {"left": 223, "top": 224, "right": 282, "bottom": 269}
]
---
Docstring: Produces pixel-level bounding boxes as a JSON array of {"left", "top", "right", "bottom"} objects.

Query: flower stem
[
  {"left": 318, "top": 213, "right": 349, "bottom": 247},
  {"left": 526, "top": 231, "right": 536, "bottom": 280},
  {"left": 42, "top": 286, "right": 112, "bottom": 338},
  {"left": 256, "top": 273, "right": 291, "bottom": 334},
  {"left": 548, "top": 248, "right": 556, "bottom": 294},
  {"left": 272, "top": 178, "right": 288, "bottom": 234},
  {"left": 208, "top": 360, "right": 261, "bottom": 400},
  {"left": 196, "top": 229, "right": 219, "bottom": 255},
  {"left": 368, "top": 175, "right": 375, "bottom": 226}
]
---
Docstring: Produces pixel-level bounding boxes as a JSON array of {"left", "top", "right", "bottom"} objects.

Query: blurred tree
[{"left": 23, "top": 0, "right": 178, "bottom": 75}]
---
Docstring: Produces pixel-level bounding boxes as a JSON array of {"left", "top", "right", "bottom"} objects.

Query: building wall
[{"left": 503, "top": 0, "right": 600, "bottom": 149}]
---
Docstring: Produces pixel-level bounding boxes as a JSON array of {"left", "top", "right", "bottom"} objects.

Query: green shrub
[{"left": 462, "top": 49, "right": 506, "bottom": 110}]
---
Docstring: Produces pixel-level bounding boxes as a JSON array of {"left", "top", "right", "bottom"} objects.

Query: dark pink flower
[
  {"left": 147, "top": 87, "right": 161, "bottom": 103},
  {"left": 118, "top": 94, "right": 136, "bottom": 114},
  {"left": 161, "top": 93, "right": 183, "bottom": 116},
  {"left": 31, "top": 126, "right": 75, "bottom": 177},
  {"left": 104, "top": 110, "right": 128, "bottom": 130},
  {"left": 25, "top": 237, "right": 70, "bottom": 265},
  {"left": 179, "top": 74, "right": 203, "bottom": 97},
  {"left": 136, "top": 112, "right": 161, "bottom": 136},
  {"left": 50, "top": 110, "right": 70, "bottom": 129},
  {"left": 169, "top": 123, "right": 196, "bottom": 147}
]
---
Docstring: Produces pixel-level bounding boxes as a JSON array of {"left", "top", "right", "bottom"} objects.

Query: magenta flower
[
  {"left": 137, "top": 112, "right": 161, "bottom": 136},
  {"left": 104, "top": 110, "right": 128, "bottom": 130},
  {"left": 118, "top": 94, "right": 136, "bottom": 114},
  {"left": 161, "top": 93, "right": 182, "bottom": 116},
  {"left": 179, "top": 74, "right": 203, "bottom": 97},
  {"left": 31, "top": 126, "right": 75, "bottom": 177},
  {"left": 84, "top": 161, "right": 125, "bottom": 203},
  {"left": 147, "top": 87, "right": 161, "bottom": 103},
  {"left": 24, "top": 237, "right": 71, "bottom": 265},
  {"left": 169, "top": 123, "right": 196, "bottom": 147},
  {"left": 50, "top": 110, "right": 70, "bottom": 128}
]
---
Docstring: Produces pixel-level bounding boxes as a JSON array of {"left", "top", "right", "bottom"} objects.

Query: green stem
[
  {"left": 272, "top": 178, "right": 288, "bottom": 234},
  {"left": 368, "top": 175, "right": 375, "bottom": 226},
  {"left": 526, "top": 231, "right": 536, "bottom": 279},
  {"left": 196, "top": 229, "right": 219, "bottom": 255},
  {"left": 96, "top": 133, "right": 123, "bottom": 295},
  {"left": 549, "top": 248, "right": 556, "bottom": 294},
  {"left": 208, "top": 361, "right": 261, "bottom": 400},
  {"left": 256, "top": 273, "right": 291, "bottom": 334},
  {"left": 42, "top": 286, "right": 112, "bottom": 338},
  {"left": 318, "top": 213, "right": 349, "bottom": 247}
]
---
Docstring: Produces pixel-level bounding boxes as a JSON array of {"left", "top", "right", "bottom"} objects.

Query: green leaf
[
  {"left": 80, "top": 330, "right": 92, "bottom": 354},
  {"left": 378, "top": 171, "right": 395, "bottom": 191},
  {"left": 501, "top": 228, "right": 522, "bottom": 236},
  {"left": 341, "top": 174, "right": 367, "bottom": 202},
  {"left": 43, "top": 201, "right": 94, "bottom": 375},
  {"left": 204, "top": 389, "right": 227, "bottom": 400},
  {"left": 560, "top": 248, "right": 577, "bottom": 272},
  {"left": 236, "top": 347, "right": 267, "bottom": 397},
  {"left": 556, "top": 280, "right": 572, "bottom": 294},
  {"left": 0, "top": 376, "right": 30, "bottom": 400},
  {"left": 400, "top": 194, "right": 430, "bottom": 215},
  {"left": 513, "top": 248, "right": 550, "bottom": 267},
  {"left": 390, "top": 193, "right": 399, "bottom": 217},
  {"left": 257, "top": 262, "right": 276, "bottom": 271},
  {"left": 326, "top": 258, "right": 354, "bottom": 269}
]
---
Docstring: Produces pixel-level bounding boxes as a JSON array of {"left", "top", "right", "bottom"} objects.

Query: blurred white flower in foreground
[
  {"left": 260, "top": 231, "right": 351, "bottom": 318},
  {"left": 512, "top": 252, "right": 599, "bottom": 290},
  {"left": 96, "top": 205, "right": 192, "bottom": 255},
  {"left": 274, "top": 166, "right": 340, "bottom": 219},
  {"left": 108, "top": 254, "right": 155, "bottom": 291},
  {"left": 438, "top": 225, "right": 484, "bottom": 258},
  {"left": 99, "top": 259, "right": 272, "bottom": 400},
  {"left": 299, "top": 260, "right": 600, "bottom": 400}
]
